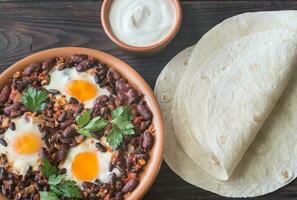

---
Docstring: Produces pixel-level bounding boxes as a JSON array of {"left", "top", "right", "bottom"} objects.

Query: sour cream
[{"left": 108, "top": 0, "right": 176, "bottom": 47}]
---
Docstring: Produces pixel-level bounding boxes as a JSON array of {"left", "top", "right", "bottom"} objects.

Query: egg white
[
  {"left": 44, "top": 67, "right": 110, "bottom": 108},
  {"left": 0, "top": 115, "right": 43, "bottom": 175},
  {"left": 61, "top": 138, "right": 120, "bottom": 187}
]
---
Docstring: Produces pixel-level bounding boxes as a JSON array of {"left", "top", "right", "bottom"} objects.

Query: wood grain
[{"left": 0, "top": 1, "right": 297, "bottom": 199}]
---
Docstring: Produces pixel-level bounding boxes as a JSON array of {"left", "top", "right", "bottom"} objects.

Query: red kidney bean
[
  {"left": 39, "top": 147, "right": 49, "bottom": 159},
  {"left": 127, "top": 88, "right": 140, "bottom": 104},
  {"left": 59, "top": 168, "right": 67, "bottom": 175},
  {"left": 64, "top": 59, "right": 75, "bottom": 69},
  {"left": 122, "top": 178, "right": 139, "bottom": 193},
  {"left": 115, "top": 192, "right": 124, "bottom": 200},
  {"left": 142, "top": 131, "right": 154, "bottom": 150},
  {"left": 108, "top": 68, "right": 121, "bottom": 80},
  {"left": 0, "top": 167, "right": 7, "bottom": 180},
  {"left": 94, "top": 95, "right": 109, "bottom": 105},
  {"left": 12, "top": 79, "right": 27, "bottom": 91},
  {"left": 75, "top": 103, "right": 84, "bottom": 115},
  {"left": 42, "top": 57, "right": 56, "bottom": 70},
  {"left": 8, "top": 122, "right": 15, "bottom": 131},
  {"left": 69, "top": 97, "right": 79, "bottom": 104},
  {"left": 76, "top": 57, "right": 98, "bottom": 72},
  {"left": 0, "top": 129, "right": 5, "bottom": 135},
  {"left": 82, "top": 182, "right": 97, "bottom": 189},
  {"left": 95, "top": 142, "right": 106, "bottom": 152},
  {"left": 136, "top": 103, "right": 152, "bottom": 120},
  {"left": 4, "top": 103, "right": 23, "bottom": 117},
  {"left": 93, "top": 72, "right": 102, "bottom": 85},
  {"left": 55, "top": 145, "right": 69, "bottom": 163},
  {"left": 23, "top": 63, "right": 41, "bottom": 76},
  {"left": 62, "top": 126, "right": 77, "bottom": 138},
  {"left": 0, "top": 85, "right": 11, "bottom": 105},
  {"left": 48, "top": 89, "right": 60, "bottom": 95},
  {"left": 71, "top": 54, "right": 88, "bottom": 63},
  {"left": 58, "top": 111, "right": 67, "bottom": 122},
  {"left": 60, "top": 119, "right": 74, "bottom": 129},
  {"left": 0, "top": 138, "right": 7, "bottom": 147},
  {"left": 115, "top": 79, "right": 130, "bottom": 93},
  {"left": 110, "top": 173, "right": 116, "bottom": 185},
  {"left": 96, "top": 62, "right": 106, "bottom": 70}
]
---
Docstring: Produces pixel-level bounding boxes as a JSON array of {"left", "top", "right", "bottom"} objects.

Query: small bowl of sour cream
[{"left": 101, "top": 0, "right": 182, "bottom": 54}]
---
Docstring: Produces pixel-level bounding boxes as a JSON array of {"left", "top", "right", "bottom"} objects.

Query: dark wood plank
[{"left": 0, "top": 1, "right": 297, "bottom": 200}]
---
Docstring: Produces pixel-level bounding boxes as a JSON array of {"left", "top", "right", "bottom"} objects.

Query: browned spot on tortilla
[
  {"left": 219, "top": 135, "right": 226, "bottom": 145},
  {"left": 282, "top": 170, "right": 289, "bottom": 180},
  {"left": 253, "top": 115, "right": 261, "bottom": 123},
  {"left": 221, "top": 65, "right": 227, "bottom": 71},
  {"left": 250, "top": 63, "right": 259, "bottom": 71},
  {"left": 201, "top": 75, "right": 208, "bottom": 81},
  {"left": 161, "top": 92, "right": 170, "bottom": 103},
  {"left": 211, "top": 155, "right": 219, "bottom": 165},
  {"left": 162, "top": 74, "right": 169, "bottom": 81}
]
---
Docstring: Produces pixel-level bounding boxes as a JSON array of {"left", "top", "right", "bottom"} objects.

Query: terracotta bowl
[
  {"left": 0, "top": 47, "right": 164, "bottom": 200},
  {"left": 101, "top": 0, "right": 182, "bottom": 54}
]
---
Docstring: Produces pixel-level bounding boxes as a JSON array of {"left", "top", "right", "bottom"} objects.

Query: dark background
[{"left": 1, "top": 1, "right": 297, "bottom": 199}]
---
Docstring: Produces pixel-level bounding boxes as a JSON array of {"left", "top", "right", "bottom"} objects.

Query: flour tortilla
[
  {"left": 174, "top": 10, "right": 297, "bottom": 181},
  {"left": 181, "top": 10, "right": 297, "bottom": 106},
  {"left": 155, "top": 46, "right": 297, "bottom": 197},
  {"left": 173, "top": 29, "right": 297, "bottom": 181}
]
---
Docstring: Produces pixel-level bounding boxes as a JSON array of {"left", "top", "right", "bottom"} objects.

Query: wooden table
[{"left": 0, "top": 1, "right": 297, "bottom": 199}]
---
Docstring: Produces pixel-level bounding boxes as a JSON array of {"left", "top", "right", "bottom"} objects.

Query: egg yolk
[
  {"left": 13, "top": 133, "right": 41, "bottom": 155},
  {"left": 71, "top": 152, "right": 99, "bottom": 182},
  {"left": 66, "top": 80, "right": 97, "bottom": 102}
]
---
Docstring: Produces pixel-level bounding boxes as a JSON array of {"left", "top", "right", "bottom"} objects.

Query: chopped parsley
[
  {"left": 76, "top": 110, "right": 108, "bottom": 137},
  {"left": 39, "top": 191, "right": 58, "bottom": 200},
  {"left": 40, "top": 158, "right": 58, "bottom": 179},
  {"left": 21, "top": 86, "right": 48, "bottom": 112},
  {"left": 40, "top": 158, "right": 82, "bottom": 200},
  {"left": 76, "top": 110, "right": 92, "bottom": 129},
  {"left": 107, "top": 106, "right": 135, "bottom": 149},
  {"left": 75, "top": 106, "right": 135, "bottom": 150}
]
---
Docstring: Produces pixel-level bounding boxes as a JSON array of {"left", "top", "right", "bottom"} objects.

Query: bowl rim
[
  {"left": 101, "top": 0, "right": 182, "bottom": 53},
  {"left": 0, "top": 47, "right": 164, "bottom": 200}
]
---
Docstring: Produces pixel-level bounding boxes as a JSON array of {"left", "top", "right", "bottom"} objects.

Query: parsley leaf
[
  {"left": 107, "top": 106, "right": 135, "bottom": 149},
  {"left": 106, "top": 126, "right": 124, "bottom": 150},
  {"left": 76, "top": 111, "right": 108, "bottom": 137},
  {"left": 75, "top": 106, "right": 135, "bottom": 149},
  {"left": 40, "top": 158, "right": 58, "bottom": 179},
  {"left": 112, "top": 117, "right": 134, "bottom": 131},
  {"left": 40, "top": 158, "right": 82, "bottom": 200},
  {"left": 111, "top": 106, "right": 124, "bottom": 118},
  {"left": 55, "top": 180, "right": 83, "bottom": 198},
  {"left": 83, "top": 116, "right": 108, "bottom": 131},
  {"left": 48, "top": 174, "right": 65, "bottom": 186},
  {"left": 76, "top": 110, "right": 91, "bottom": 129},
  {"left": 21, "top": 86, "right": 48, "bottom": 112},
  {"left": 39, "top": 191, "right": 59, "bottom": 200},
  {"left": 50, "top": 185, "right": 63, "bottom": 196},
  {"left": 77, "top": 128, "right": 92, "bottom": 137},
  {"left": 125, "top": 128, "right": 135, "bottom": 135}
]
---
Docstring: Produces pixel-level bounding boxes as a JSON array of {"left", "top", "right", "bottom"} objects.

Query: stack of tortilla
[{"left": 154, "top": 11, "right": 297, "bottom": 197}]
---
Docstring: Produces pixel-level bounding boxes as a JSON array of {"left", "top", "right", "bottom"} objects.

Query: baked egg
[
  {"left": 44, "top": 67, "right": 110, "bottom": 108},
  {"left": 0, "top": 115, "right": 43, "bottom": 175},
  {"left": 61, "top": 138, "right": 120, "bottom": 187}
]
